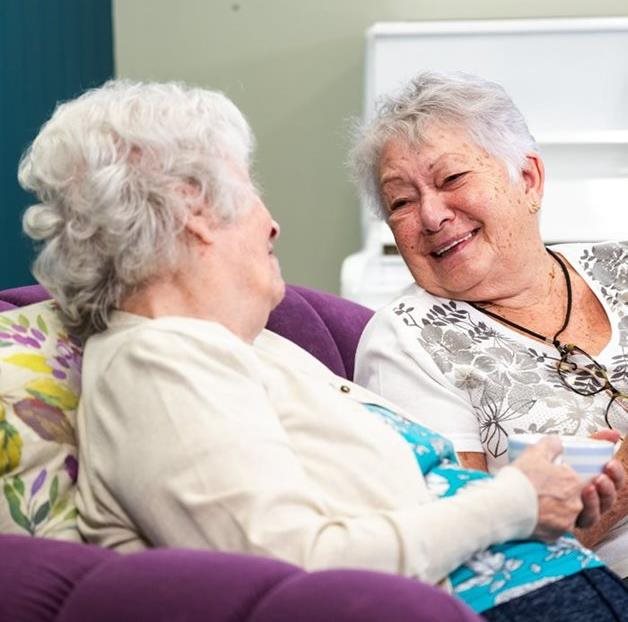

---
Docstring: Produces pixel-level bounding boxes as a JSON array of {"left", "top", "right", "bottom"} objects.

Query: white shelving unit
[{"left": 536, "top": 131, "right": 628, "bottom": 144}]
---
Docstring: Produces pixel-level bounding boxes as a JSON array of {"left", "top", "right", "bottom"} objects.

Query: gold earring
[{"left": 529, "top": 200, "right": 541, "bottom": 214}]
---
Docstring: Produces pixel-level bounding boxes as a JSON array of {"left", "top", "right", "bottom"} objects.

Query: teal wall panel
[{"left": 0, "top": 0, "right": 113, "bottom": 289}]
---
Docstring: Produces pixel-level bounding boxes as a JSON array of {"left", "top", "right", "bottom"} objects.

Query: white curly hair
[{"left": 20, "top": 79, "right": 254, "bottom": 338}]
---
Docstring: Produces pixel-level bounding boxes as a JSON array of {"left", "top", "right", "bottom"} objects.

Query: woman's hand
[
  {"left": 575, "top": 429, "right": 625, "bottom": 528},
  {"left": 593, "top": 429, "right": 628, "bottom": 474},
  {"left": 512, "top": 435, "right": 585, "bottom": 541},
  {"left": 573, "top": 429, "right": 627, "bottom": 547},
  {"left": 576, "top": 460, "right": 624, "bottom": 529}
]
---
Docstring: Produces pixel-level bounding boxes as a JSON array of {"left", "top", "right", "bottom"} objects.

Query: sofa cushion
[
  {"left": 290, "top": 285, "right": 373, "bottom": 380},
  {"left": 0, "top": 301, "right": 81, "bottom": 541}
]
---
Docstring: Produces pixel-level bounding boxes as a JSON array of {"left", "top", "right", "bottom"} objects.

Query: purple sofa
[{"left": 0, "top": 284, "right": 481, "bottom": 622}]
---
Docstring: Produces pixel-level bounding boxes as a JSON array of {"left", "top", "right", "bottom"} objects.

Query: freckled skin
[{"left": 378, "top": 123, "right": 547, "bottom": 303}]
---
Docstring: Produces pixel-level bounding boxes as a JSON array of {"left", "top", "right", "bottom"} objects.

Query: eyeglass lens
[
  {"left": 556, "top": 346, "right": 611, "bottom": 395},
  {"left": 556, "top": 344, "right": 627, "bottom": 431},
  {"left": 606, "top": 393, "right": 628, "bottom": 430}
]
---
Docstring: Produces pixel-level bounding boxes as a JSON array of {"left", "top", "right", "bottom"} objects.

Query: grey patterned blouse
[{"left": 355, "top": 241, "right": 628, "bottom": 576}]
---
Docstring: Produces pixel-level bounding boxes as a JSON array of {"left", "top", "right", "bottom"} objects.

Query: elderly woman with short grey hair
[
  {"left": 352, "top": 71, "right": 628, "bottom": 578},
  {"left": 19, "top": 79, "right": 628, "bottom": 621}
]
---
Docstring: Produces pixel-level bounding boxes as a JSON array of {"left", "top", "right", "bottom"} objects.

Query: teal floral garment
[{"left": 363, "top": 403, "right": 603, "bottom": 614}]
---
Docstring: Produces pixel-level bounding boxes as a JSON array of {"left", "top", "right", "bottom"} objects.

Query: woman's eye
[
  {"left": 390, "top": 199, "right": 409, "bottom": 211},
  {"left": 443, "top": 172, "right": 467, "bottom": 185}
]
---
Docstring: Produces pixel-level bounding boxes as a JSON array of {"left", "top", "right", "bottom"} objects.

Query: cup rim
[{"left": 508, "top": 433, "right": 615, "bottom": 454}]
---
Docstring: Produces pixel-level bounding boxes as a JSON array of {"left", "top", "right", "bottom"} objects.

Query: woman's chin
[
  {"left": 269, "top": 279, "right": 286, "bottom": 309},
  {"left": 418, "top": 267, "right": 490, "bottom": 300},
  {"left": 420, "top": 244, "right": 494, "bottom": 298}
]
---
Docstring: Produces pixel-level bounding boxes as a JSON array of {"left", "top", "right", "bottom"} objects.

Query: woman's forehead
[
  {"left": 379, "top": 126, "right": 487, "bottom": 172},
  {"left": 387, "top": 123, "right": 480, "bottom": 156}
]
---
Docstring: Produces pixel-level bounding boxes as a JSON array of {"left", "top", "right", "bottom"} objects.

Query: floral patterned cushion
[{"left": 0, "top": 301, "right": 81, "bottom": 540}]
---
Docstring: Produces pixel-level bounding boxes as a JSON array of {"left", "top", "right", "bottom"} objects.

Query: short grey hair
[
  {"left": 19, "top": 80, "right": 254, "bottom": 339},
  {"left": 349, "top": 71, "right": 539, "bottom": 217}
]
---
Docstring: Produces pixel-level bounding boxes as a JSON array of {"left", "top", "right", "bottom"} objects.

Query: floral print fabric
[
  {"left": 391, "top": 242, "right": 628, "bottom": 464},
  {"left": 0, "top": 301, "right": 81, "bottom": 539},
  {"left": 363, "top": 403, "right": 602, "bottom": 614}
]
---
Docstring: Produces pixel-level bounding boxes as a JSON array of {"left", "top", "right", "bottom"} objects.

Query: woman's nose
[
  {"left": 419, "top": 194, "right": 455, "bottom": 234},
  {"left": 270, "top": 219, "right": 280, "bottom": 239}
]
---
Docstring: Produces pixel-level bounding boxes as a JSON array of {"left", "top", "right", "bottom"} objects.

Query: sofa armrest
[{"left": 0, "top": 535, "right": 480, "bottom": 622}]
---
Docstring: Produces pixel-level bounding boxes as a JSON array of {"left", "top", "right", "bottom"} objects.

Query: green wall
[
  {"left": 115, "top": 1, "right": 626, "bottom": 293},
  {"left": 0, "top": 0, "right": 114, "bottom": 289}
]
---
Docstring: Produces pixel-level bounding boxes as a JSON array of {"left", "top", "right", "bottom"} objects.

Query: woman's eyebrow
[
  {"left": 379, "top": 174, "right": 406, "bottom": 186},
  {"left": 427, "top": 152, "right": 468, "bottom": 171}
]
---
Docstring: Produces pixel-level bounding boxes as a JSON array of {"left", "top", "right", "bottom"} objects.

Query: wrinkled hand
[
  {"left": 575, "top": 460, "right": 624, "bottom": 529},
  {"left": 576, "top": 429, "right": 626, "bottom": 529},
  {"left": 513, "top": 436, "right": 584, "bottom": 541}
]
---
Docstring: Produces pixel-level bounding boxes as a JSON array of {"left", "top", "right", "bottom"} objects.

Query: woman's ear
[
  {"left": 179, "top": 181, "right": 216, "bottom": 245},
  {"left": 521, "top": 153, "right": 545, "bottom": 202},
  {"left": 185, "top": 205, "right": 215, "bottom": 245}
]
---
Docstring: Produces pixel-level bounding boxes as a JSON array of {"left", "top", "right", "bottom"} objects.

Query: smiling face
[{"left": 378, "top": 124, "right": 545, "bottom": 301}]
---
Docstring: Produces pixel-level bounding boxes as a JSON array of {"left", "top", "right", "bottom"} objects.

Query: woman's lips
[{"left": 430, "top": 229, "right": 479, "bottom": 259}]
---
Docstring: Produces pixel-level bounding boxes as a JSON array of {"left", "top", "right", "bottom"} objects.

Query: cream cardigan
[{"left": 76, "top": 312, "right": 536, "bottom": 585}]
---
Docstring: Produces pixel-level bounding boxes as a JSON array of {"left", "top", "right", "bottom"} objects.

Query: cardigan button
[{"left": 340, "top": 385, "right": 351, "bottom": 393}]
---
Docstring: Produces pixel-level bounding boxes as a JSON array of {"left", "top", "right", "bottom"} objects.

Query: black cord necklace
[{"left": 468, "top": 249, "right": 572, "bottom": 348}]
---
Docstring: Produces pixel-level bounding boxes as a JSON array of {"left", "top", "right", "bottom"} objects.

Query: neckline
[{"left": 467, "top": 249, "right": 572, "bottom": 348}]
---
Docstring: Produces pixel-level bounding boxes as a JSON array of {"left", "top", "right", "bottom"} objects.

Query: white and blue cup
[{"left": 508, "top": 433, "right": 615, "bottom": 481}]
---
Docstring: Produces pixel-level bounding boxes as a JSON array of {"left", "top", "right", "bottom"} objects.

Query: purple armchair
[{"left": 0, "top": 284, "right": 481, "bottom": 622}]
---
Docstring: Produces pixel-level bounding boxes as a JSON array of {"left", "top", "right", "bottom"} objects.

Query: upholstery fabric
[
  {"left": 0, "top": 535, "right": 480, "bottom": 622},
  {"left": 288, "top": 285, "right": 373, "bottom": 380},
  {"left": 0, "top": 284, "right": 50, "bottom": 310},
  {"left": 0, "top": 535, "right": 115, "bottom": 622}
]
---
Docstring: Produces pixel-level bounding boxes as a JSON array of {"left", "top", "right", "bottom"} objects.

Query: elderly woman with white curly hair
[
  {"left": 19, "top": 80, "right": 628, "bottom": 621},
  {"left": 352, "top": 71, "right": 628, "bottom": 578}
]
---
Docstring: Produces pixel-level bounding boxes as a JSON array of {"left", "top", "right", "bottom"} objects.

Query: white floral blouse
[{"left": 356, "top": 241, "right": 628, "bottom": 576}]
